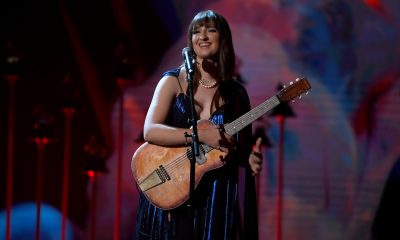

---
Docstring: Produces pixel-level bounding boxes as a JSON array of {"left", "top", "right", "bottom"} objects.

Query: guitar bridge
[{"left": 139, "top": 165, "right": 170, "bottom": 192}]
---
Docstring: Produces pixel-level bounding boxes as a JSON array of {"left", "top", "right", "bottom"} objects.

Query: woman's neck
[{"left": 198, "top": 59, "right": 218, "bottom": 80}]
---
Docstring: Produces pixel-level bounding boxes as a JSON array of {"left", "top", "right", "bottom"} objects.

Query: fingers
[
  {"left": 216, "top": 138, "right": 235, "bottom": 153},
  {"left": 250, "top": 137, "right": 263, "bottom": 176},
  {"left": 200, "top": 126, "right": 231, "bottom": 149},
  {"left": 217, "top": 125, "right": 234, "bottom": 143},
  {"left": 249, "top": 154, "right": 262, "bottom": 176},
  {"left": 215, "top": 125, "right": 235, "bottom": 152},
  {"left": 253, "top": 137, "right": 262, "bottom": 152},
  {"left": 249, "top": 153, "right": 262, "bottom": 165},
  {"left": 217, "top": 145, "right": 229, "bottom": 153},
  {"left": 199, "top": 124, "right": 236, "bottom": 155}
]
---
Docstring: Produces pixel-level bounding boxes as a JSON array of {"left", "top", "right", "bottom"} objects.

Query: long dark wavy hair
[{"left": 186, "top": 10, "right": 236, "bottom": 112}]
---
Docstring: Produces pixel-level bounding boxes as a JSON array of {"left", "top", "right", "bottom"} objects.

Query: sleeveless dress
[{"left": 135, "top": 68, "right": 258, "bottom": 240}]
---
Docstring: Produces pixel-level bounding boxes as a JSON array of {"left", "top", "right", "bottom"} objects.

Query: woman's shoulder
[
  {"left": 225, "top": 77, "right": 248, "bottom": 95},
  {"left": 162, "top": 67, "right": 181, "bottom": 78},
  {"left": 159, "top": 67, "right": 185, "bottom": 94}
]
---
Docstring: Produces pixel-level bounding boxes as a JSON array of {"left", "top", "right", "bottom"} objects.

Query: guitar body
[{"left": 131, "top": 120, "right": 227, "bottom": 210}]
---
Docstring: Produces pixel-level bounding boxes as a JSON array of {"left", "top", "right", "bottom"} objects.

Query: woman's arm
[
  {"left": 143, "top": 74, "right": 229, "bottom": 148},
  {"left": 143, "top": 75, "right": 188, "bottom": 146}
]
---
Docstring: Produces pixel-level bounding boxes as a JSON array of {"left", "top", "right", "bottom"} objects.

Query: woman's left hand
[{"left": 249, "top": 137, "right": 263, "bottom": 176}]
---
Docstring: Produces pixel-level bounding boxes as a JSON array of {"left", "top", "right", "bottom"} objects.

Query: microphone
[{"left": 182, "top": 47, "right": 195, "bottom": 75}]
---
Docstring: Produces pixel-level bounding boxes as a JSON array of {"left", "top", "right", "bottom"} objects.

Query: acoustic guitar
[{"left": 131, "top": 78, "right": 311, "bottom": 210}]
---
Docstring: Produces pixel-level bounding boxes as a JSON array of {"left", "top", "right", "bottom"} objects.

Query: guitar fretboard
[{"left": 225, "top": 95, "right": 280, "bottom": 135}]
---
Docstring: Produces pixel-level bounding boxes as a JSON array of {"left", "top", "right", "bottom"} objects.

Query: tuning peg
[
  {"left": 306, "top": 91, "right": 309, "bottom": 95},
  {"left": 290, "top": 81, "right": 293, "bottom": 85},
  {"left": 299, "top": 95, "right": 302, "bottom": 99}
]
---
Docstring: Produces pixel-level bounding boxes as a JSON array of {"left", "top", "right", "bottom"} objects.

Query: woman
[{"left": 135, "top": 10, "right": 261, "bottom": 239}]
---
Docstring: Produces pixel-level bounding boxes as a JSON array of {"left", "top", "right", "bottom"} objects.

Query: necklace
[{"left": 199, "top": 78, "right": 217, "bottom": 88}]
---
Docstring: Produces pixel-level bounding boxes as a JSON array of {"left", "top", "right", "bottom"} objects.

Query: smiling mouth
[{"left": 199, "top": 43, "right": 211, "bottom": 47}]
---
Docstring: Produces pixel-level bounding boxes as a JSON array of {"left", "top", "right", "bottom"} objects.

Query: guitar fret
[{"left": 225, "top": 96, "right": 280, "bottom": 135}]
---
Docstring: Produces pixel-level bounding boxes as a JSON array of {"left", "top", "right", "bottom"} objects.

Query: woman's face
[{"left": 191, "top": 22, "right": 220, "bottom": 62}]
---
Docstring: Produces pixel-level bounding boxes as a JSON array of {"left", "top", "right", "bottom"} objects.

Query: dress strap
[{"left": 162, "top": 67, "right": 184, "bottom": 93}]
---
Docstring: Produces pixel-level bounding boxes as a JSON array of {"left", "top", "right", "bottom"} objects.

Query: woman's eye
[{"left": 208, "top": 28, "right": 217, "bottom": 32}]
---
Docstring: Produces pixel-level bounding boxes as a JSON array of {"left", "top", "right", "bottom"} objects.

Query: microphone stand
[
  {"left": 185, "top": 64, "right": 199, "bottom": 237},
  {"left": 185, "top": 59, "right": 199, "bottom": 240},
  {"left": 181, "top": 47, "right": 199, "bottom": 238}
]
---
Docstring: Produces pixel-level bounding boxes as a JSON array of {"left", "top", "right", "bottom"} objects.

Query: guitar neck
[
  {"left": 224, "top": 95, "right": 280, "bottom": 135},
  {"left": 203, "top": 78, "right": 311, "bottom": 151}
]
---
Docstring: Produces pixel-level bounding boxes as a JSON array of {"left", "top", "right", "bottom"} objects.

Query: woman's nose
[{"left": 199, "top": 31, "right": 207, "bottom": 40}]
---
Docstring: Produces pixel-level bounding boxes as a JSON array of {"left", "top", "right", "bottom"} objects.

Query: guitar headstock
[{"left": 276, "top": 77, "right": 311, "bottom": 102}]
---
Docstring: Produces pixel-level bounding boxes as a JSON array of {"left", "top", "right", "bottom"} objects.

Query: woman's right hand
[{"left": 198, "top": 122, "right": 234, "bottom": 153}]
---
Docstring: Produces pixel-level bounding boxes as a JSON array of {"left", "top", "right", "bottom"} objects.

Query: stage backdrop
[
  {"left": 100, "top": 0, "right": 400, "bottom": 239},
  {"left": 1, "top": 0, "right": 399, "bottom": 240}
]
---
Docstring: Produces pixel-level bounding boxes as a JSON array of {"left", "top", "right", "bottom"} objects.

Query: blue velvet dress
[{"left": 135, "top": 68, "right": 258, "bottom": 240}]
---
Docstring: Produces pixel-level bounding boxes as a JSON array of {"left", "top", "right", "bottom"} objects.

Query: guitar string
[
  {"left": 226, "top": 97, "right": 279, "bottom": 134},
  {"left": 161, "top": 147, "right": 197, "bottom": 173},
  {"left": 160, "top": 145, "right": 213, "bottom": 180},
  {"left": 198, "top": 86, "right": 298, "bottom": 149},
  {"left": 163, "top": 144, "right": 208, "bottom": 171},
  {"left": 136, "top": 153, "right": 186, "bottom": 183},
  {"left": 137, "top": 145, "right": 209, "bottom": 182}
]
